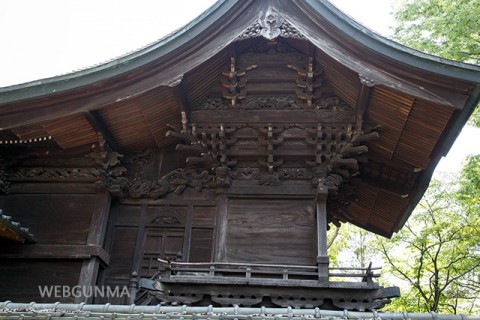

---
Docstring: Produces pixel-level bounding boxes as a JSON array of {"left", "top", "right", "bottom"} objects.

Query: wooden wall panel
[
  {"left": 105, "top": 227, "right": 138, "bottom": 280},
  {"left": 189, "top": 228, "right": 214, "bottom": 262},
  {"left": 0, "top": 260, "right": 81, "bottom": 302},
  {"left": 141, "top": 229, "right": 184, "bottom": 276},
  {"left": 0, "top": 185, "right": 111, "bottom": 303},
  {"left": 1, "top": 193, "right": 96, "bottom": 244},
  {"left": 190, "top": 206, "right": 215, "bottom": 262},
  {"left": 226, "top": 199, "right": 315, "bottom": 265}
]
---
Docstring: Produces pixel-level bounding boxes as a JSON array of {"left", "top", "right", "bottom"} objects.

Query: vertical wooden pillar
[
  {"left": 132, "top": 203, "right": 148, "bottom": 275},
  {"left": 316, "top": 185, "right": 329, "bottom": 284},
  {"left": 182, "top": 204, "right": 194, "bottom": 262},
  {"left": 214, "top": 195, "right": 228, "bottom": 262},
  {"left": 76, "top": 191, "right": 111, "bottom": 303}
]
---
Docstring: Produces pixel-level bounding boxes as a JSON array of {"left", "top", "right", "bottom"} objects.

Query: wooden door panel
[{"left": 226, "top": 199, "right": 315, "bottom": 265}]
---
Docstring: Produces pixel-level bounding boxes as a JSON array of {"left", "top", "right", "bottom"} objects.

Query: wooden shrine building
[{"left": 1, "top": 0, "right": 479, "bottom": 311}]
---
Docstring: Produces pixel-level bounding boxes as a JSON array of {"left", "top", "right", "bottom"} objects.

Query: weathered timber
[{"left": 0, "top": 244, "right": 110, "bottom": 265}]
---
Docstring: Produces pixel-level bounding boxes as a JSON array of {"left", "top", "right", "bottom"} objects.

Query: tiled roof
[
  {"left": 0, "top": 302, "right": 478, "bottom": 320},
  {"left": 0, "top": 210, "right": 36, "bottom": 244}
]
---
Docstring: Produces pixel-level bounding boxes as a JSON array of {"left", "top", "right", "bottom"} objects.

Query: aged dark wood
[
  {"left": 76, "top": 191, "right": 112, "bottom": 303},
  {"left": 0, "top": 244, "right": 109, "bottom": 264},
  {"left": 316, "top": 188, "right": 329, "bottom": 283},
  {"left": 0, "top": 0, "right": 478, "bottom": 310}
]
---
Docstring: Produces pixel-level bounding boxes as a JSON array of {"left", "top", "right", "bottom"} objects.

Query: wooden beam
[
  {"left": 355, "top": 77, "right": 373, "bottom": 131},
  {"left": 351, "top": 177, "right": 411, "bottom": 198},
  {"left": 183, "top": 204, "right": 194, "bottom": 262},
  {"left": 76, "top": 191, "right": 111, "bottom": 303},
  {"left": 84, "top": 110, "right": 122, "bottom": 152},
  {"left": 214, "top": 195, "right": 228, "bottom": 262},
  {"left": 132, "top": 203, "right": 148, "bottom": 275},
  {"left": 0, "top": 244, "right": 110, "bottom": 265},
  {"left": 172, "top": 82, "right": 191, "bottom": 117},
  {"left": 316, "top": 185, "right": 329, "bottom": 284},
  {"left": 362, "top": 153, "right": 421, "bottom": 172}
]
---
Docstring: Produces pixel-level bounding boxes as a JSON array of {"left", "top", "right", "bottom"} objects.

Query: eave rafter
[
  {"left": 171, "top": 78, "right": 190, "bottom": 117},
  {"left": 84, "top": 110, "right": 122, "bottom": 152},
  {"left": 355, "top": 74, "right": 374, "bottom": 132}
]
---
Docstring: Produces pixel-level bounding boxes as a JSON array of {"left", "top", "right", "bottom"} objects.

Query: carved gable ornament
[
  {"left": 259, "top": 8, "right": 284, "bottom": 40},
  {"left": 236, "top": 9, "right": 305, "bottom": 41}
]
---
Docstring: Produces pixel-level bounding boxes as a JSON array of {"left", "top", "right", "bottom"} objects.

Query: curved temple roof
[{"left": 0, "top": 0, "right": 479, "bottom": 237}]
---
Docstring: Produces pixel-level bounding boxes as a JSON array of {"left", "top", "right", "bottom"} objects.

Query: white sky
[{"left": 0, "top": 0, "right": 478, "bottom": 173}]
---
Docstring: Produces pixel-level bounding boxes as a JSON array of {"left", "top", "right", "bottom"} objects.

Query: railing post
[
  {"left": 245, "top": 266, "right": 251, "bottom": 280},
  {"left": 363, "top": 261, "right": 373, "bottom": 286},
  {"left": 209, "top": 265, "right": 215, "bottom": 276},
  {"left": 316, "top": 185, "right": 329, "bottom": 284},
  {"left": 129, "top": 271, "right": 138, "bottom": 304}
]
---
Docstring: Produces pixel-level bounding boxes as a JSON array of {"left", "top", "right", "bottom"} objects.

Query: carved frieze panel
[
  {"left": 0, "top": 160, "right": 11, "bottom": 194},
  {"left": 191, "top": 109, "right": 356, "bottom": 123},
  {"left": 103, "top": 167, "right": 217, "bottom": 199},
  {"left": 151, "top": 216, "right": 181, "bottom": 225},
  {"left": 13, "top": 167, "right": 100, "bottom": 180}
]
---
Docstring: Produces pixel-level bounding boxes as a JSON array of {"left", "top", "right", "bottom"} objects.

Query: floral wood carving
[
  {"left": 14, "top": 167, "right": 100, "bottom": 180},
  {"left": 0, "top": 162, "right": 10, "bottom": 194},
  {"left": 244, "top": 96, "right": 303, "bottom": 110},
  {"left": 103, "top": 167, "right": 217, "bottom": 199},
  {"left": 151, "top": 216, "right": 181, "bottom": 225}
]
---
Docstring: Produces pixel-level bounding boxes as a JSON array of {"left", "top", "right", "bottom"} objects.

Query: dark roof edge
[
  {"left": 0, "top": 211, "right": 37, "bottom": 244},
  {"left": 0, "top": 0, "right": 234, "bottom": 103},
  {"left": 1, "top": 0, "right": 479, "bottom": 105},
  {"left": 308, "top": 0, "right": 480, "bottom": 81}
]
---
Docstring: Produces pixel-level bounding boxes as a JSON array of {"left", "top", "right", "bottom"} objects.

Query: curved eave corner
[
  {"left": 0, "top": 0, "right": 244, "bottom": 105},
  {"left": 1, "top": 0, "right": 480, "bottom": 107},
  {"left": 306, "top": 0, "right": 480, "bottom": 83},
  {"left": 394, "top": 85, "right": 480, "bottom": 234}
]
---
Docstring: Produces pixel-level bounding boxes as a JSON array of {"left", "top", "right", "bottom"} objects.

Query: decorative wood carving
[
  {"left": 236, "top": 15, "right": 305, "bottom": 41},
  {"left": 151, "top": 216, "right": 180, "bottom": 225},
  {"left": 3, "top": 40, "right": 382, "bottom": 213},
  {"left": 244, "top": 96, "right": 303, "bottom": 110},
  {"left": 13, "top": 167, "right": 100, "bottom": 180},
  {"left": 259, "top": 8, "right": 284, "bottom": 40},
  {"left": 221, "top": 57, "right": 257, "bottom": 107},
  {"left": 288, "top": 57, "right": 324, "bottom": 107},
  {"left": 0, "top": 159, "right": 11, "bottom": 194},
  {"left": 103, "top": 167, "right": 216, "bottom": 199}
]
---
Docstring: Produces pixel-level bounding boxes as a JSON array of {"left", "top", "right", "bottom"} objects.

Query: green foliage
[
  {"left": 380, "top": 178, "right": 480, "bottom": 314},
  {"left": 328, "top": 223, "right": 381, "bottom": 268},
  {"left": 394, "top": 0, "right": 480, "bottom": 64},
  {"left": 394, "top": 0, "right": 480, "bottom": 128},
  {"left": 458, "top": 154, "right": 480, "bottom": 206}
]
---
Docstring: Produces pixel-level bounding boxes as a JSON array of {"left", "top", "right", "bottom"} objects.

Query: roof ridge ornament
[
  {"left": 259, "top": 8, "right": 284, "bottom": 40},
  {"left": 236, "top": 10, "right": 304, "bottom": 41}
]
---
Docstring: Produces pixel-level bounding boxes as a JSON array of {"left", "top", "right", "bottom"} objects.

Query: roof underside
[{"left": 0, "top": 0, "right": 479, "bottom": 237}]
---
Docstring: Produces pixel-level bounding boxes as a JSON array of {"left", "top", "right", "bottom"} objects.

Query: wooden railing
[{"left": 156, "top": 259, "right": 381, "bottom": 284}]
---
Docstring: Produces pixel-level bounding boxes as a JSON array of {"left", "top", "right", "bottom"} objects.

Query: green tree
[
  {"left": 394, "top": 0, "right": 480, "bottom": 64},
  {"left": 393, "top": 0, "right": 480, "bottom": 126},
  {"left": 458, "top": 154, "right": 480, "bottom": 206},
  {"left": 327, "top": 222, "right": 381, "bottom": 271},
  {"left": 380, "top": 179, "right": 480, "bottom": 314},
  {"left": 392, "top": 4, "right": 480, "bottom": 312}
]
